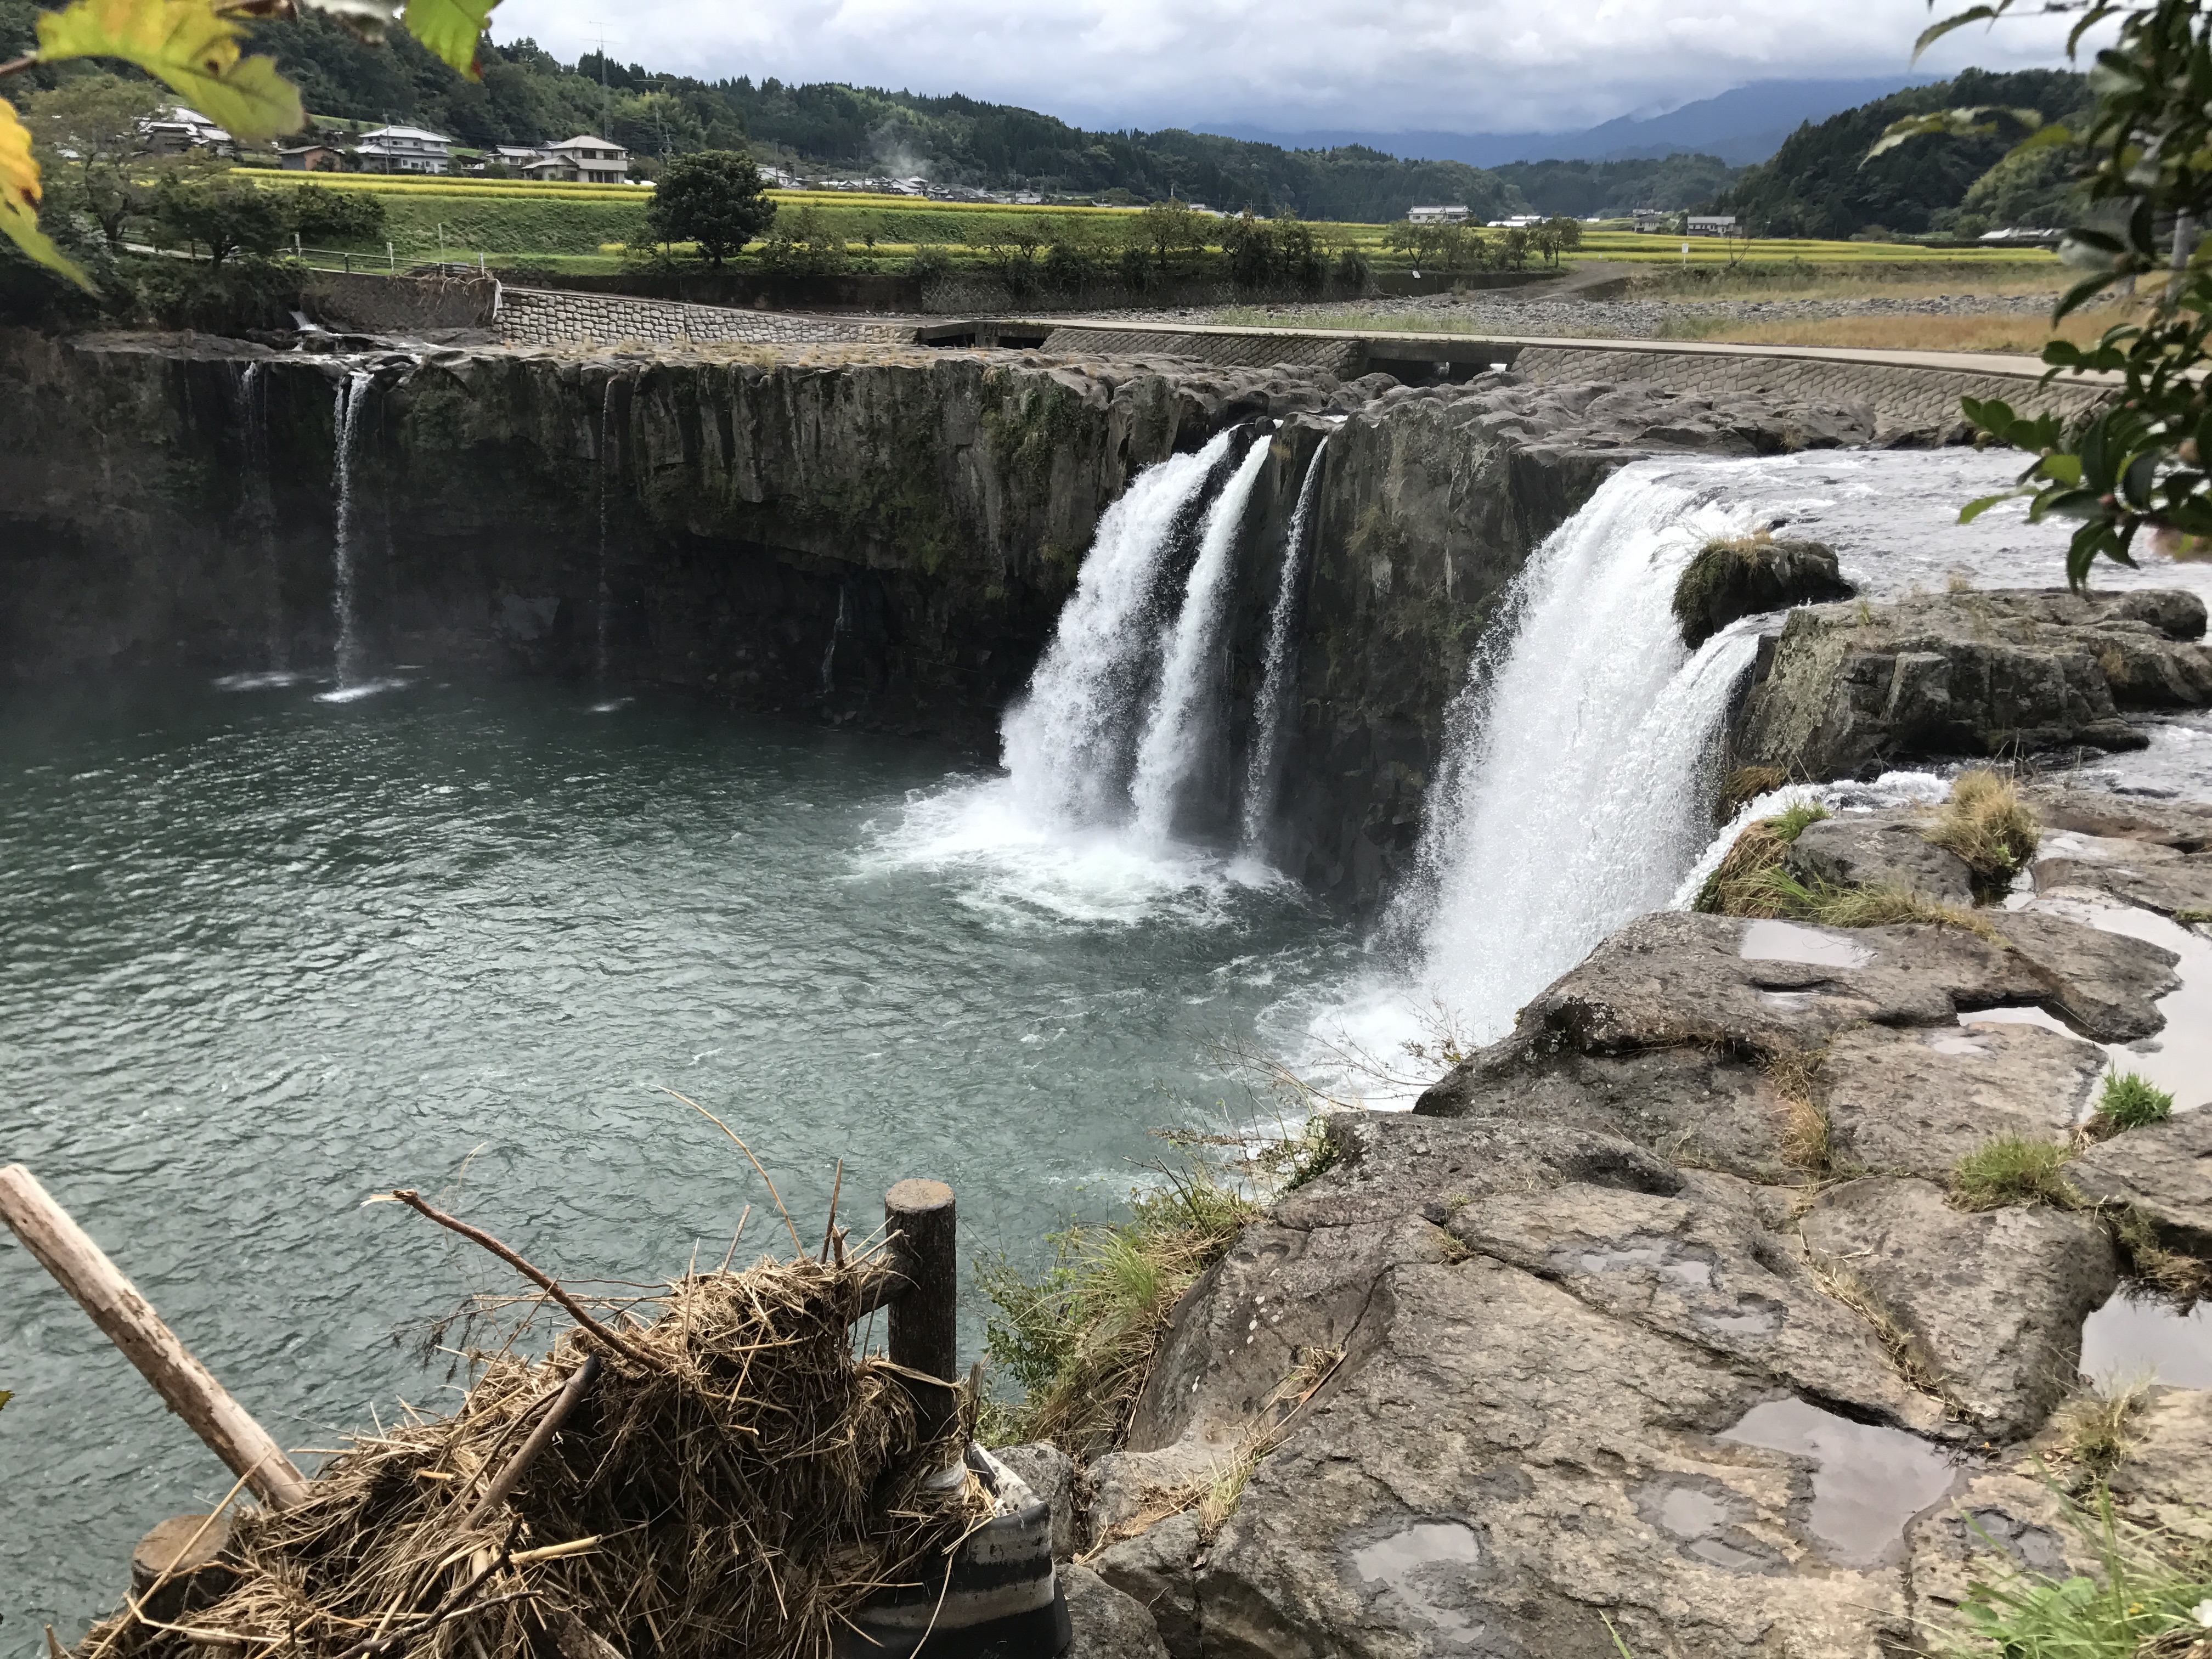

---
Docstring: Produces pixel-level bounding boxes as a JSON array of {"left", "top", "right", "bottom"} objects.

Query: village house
[
  {"left": 276, "top": 143, "right": 345, "bottom": 172},
  {"left": 356, "top": 125, "right": 453, "bottom": 174},
  {"left": 1408, "top": 204, "right": 1471, "bottom": 224},
  {"left": 139, "top": 106, "right": 232, "bottom": 156},
  {"left": 1686, "top": 213, "right": 1741, "bottom": 236},
  {"left": 528, "top": 136, "right": 632, "bottom": 183}
]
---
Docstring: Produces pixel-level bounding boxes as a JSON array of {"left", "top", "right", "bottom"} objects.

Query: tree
[
  {"left": 286, "top": 179, "right": 385, "bottom": 245},
  {"left": 155, "top": 169, "right": 286, "bottom": 269},
  {"left": 1131, "top": 198, "right": 1206, "bottom": 272},
  {"left": 755, "top": 202, "right": 844, "bottom": 275},
  {"left": 19, "top": 73, "right": 159, "bottom": 253},
  {"left": 1892, "top": 0, "right": 2212, "bottom": 583},
  {"left": 646, "top": 148, "right": 775, "bottom": 267}
]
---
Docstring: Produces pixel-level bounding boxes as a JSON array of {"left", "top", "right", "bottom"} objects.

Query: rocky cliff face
[{"left": 0, "top": 328, "right": 1870, "bottom": 909}]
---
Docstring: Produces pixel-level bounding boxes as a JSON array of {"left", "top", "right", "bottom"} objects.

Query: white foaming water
[
  {"left": 882, "top": 431, "right": 1284, "bottom": 924},
  {"left": 1389, "top": 463, "right": 1767, "bottom": 1043},
  {"left": 1000, "top": 430, "right": 1237, "bottom": 827},
  {"left": 329, "top": 369, "right": 373, "bottom": 690},
  {"left": 1242, "top": 435, "right": 1330, "bottom": 856},
  {"left": 1131, "top": 433, "right": 1274, "bottom": 842}
]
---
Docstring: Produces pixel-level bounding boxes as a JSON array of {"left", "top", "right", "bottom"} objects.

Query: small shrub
[
  {"left": 2086, "top": 1070, "right": 2174, "bottom": 1139},
  {"left": 1950, "top": 1136, "right": 2080, "bottom": 1211},
  {"left": 1773, "top": 800, "right": 1831, "bottom": 843},
  {"left": 2176, "top": 906, "right": 2211, "bottom": 926},
  {"left": 1724, "top": 765, "right": 1787, "bottom": 810},
  {"left": 905, "top": 244, "right": 955, "bottom": 283},
  {"left": 1923, "top": 769, "right": 2039, "bottom": 884},
  {"left": 2106, "top": 1206, "right": 2212, "bottom": 1302}
]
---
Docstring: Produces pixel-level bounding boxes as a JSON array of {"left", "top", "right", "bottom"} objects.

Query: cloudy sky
[{"left": 488, "top": 0, "right": 2082, "bottom": 136}]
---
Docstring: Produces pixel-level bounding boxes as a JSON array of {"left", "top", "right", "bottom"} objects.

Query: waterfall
[
  {"left": 1129, "top": 431, "right": 1275, "bottom": 842},
  {"left": 236, "top": 363, "right": 288, "bottom": 674},
  {"left": 328, "top": 369, "right": 373, "bottom": 691},
  {"left": 1239, "top": 434, "right": 1328, "bottom": 855},
  {"left": 596, "top": 376, "right": 617, "bottom": 685},
  {"left": 1395, "top": 462, "right": 1766, "bottom": 1041},
  {"left": 820, "top": 583, "right": 849, "bottom": 698},
  {"left": 1001, "top": 428, "right": 1240, "bottom": 826}
]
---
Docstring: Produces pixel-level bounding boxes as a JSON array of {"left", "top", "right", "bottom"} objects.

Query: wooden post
[
  {"left": 884, "top": 1179, "right": 957, "bottom": 1383},
  {"left": 0, "top": 1165, "right": 312, "bottom": 1510}
]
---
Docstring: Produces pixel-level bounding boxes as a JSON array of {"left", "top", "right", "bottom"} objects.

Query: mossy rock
[{"left": 1673, "top": 534, "right": 1855, "bottom": 650}]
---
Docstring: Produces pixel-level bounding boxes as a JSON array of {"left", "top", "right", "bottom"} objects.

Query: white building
[
  {"left": 1686, "top": 214, "right": 1740, "bottom": 236},
  {"left": 533, "top": 136, "right": 631, "bottom": 184},
  {"left": 1486, "top": 214, "right": 1545, "bottom": 229},
  {"left": 1408, "top": 204, "right": 1470, "bottom": 224},
  {"left": 140, "top": 106, "right": 232, "bottom": 156},
  {"left": 357, "top": 125, "right": 453, "bottom": 174}
]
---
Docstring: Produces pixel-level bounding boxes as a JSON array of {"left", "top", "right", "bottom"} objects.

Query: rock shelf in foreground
[{"left": 1042, "top": 870, "right": 2209, "bottom": 1658}]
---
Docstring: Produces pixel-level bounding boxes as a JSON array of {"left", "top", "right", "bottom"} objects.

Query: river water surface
[{"left": 0, "top": 676, "right": 1348, "bottom": 1641}]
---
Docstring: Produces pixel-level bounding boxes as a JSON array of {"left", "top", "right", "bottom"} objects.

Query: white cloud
[{"left": 488, "top": 0, "right": 2083, "bottom": 135}]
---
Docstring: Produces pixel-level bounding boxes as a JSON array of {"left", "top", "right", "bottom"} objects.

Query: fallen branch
[
  {"left": 463, "top": 1355, "right": 602, "bottom": 1528},
  {"left": 368, "top": 1193, "right": 666, "bottom": 1373}
]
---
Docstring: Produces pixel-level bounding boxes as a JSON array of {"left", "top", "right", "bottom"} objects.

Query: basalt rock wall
[{"left": 0, "top": 330, "right": 1869, "bottom": 909}]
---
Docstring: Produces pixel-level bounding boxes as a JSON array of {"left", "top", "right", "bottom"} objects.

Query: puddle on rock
[
  {"left": 2080, "top": 1290, "right": 2212, "bottom": 1388},
  {"left": 1350, "top": 1520, "right": 1485, "bottom": 1639},
  {"left": 1740, "top": 920, "right": 1875, "bottom": 970},
  {"left": 1570, "top": 1235, "right": 1718, "bottom": 1290},
  {"left": 1717, "top": 1398, "right": 1957, "bottom": 1567},
  {"left": 2063, "top": 901, "right": 2212, "bottom": 1113},
  {"left": 1639, "top": 1479, "right": 1777, "bottom": 1572}
]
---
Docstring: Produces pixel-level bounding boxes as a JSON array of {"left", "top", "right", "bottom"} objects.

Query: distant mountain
[{"left": 1214, "top": 76, "right": 1942, "bottom": 170}]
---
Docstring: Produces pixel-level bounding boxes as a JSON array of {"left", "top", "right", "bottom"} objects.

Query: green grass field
[{"left": 233, "top": 169, "right": 2063, "bottom": 283}]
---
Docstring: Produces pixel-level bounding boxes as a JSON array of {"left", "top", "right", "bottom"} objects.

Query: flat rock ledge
[
  {"left": 1733, "top": 588, "right": 2212, "bottom": 781},
  {"left": 1039, "top": 899, "right": 2207, "bottom": 1659}
]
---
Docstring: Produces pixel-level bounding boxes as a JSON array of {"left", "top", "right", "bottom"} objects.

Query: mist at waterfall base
[{"left": 0, "top": 678, "right": 1353, "bottom": 1638}]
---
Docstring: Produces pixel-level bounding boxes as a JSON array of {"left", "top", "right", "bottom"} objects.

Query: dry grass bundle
[
  {"left": 84, "top": 1257, "right": 989, "bottom": 1659},
  {"left": 1923, "top": 769, "right": 2039, "bottom": 884}
]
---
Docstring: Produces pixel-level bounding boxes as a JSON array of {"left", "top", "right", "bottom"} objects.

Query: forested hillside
[
  {"left": 1714, "top": 68, "right": 2089, "bottom": 238},
  {"left": 219, "top": 14, "right": 1523, "bottom": 222},
  {"left": 1491, "top": 154, "right": 1740, "bottom": 217}
]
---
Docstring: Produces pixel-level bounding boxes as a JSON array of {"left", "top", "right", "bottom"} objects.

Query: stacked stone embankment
[{"left": 495, "top": 285, "right": 915, "bottom": 348}]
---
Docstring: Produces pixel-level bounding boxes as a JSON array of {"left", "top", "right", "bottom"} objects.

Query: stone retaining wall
[
  {"left": 1511, "top": 345, "right": 2106, "bottom": 443},
  {"left": 497, "top": 286, "right": 913, "bottom": 348},
  {"left": 1036, "top": 323, "right": 2108, "bottom": 443},
  {"left": 1039, "top": 325, "right": 1364, "bottom": 375}
]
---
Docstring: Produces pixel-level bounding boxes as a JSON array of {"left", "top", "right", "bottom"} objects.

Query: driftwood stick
[
  {"left": 462, "top": 1355, "right": 601, "bottom": 1528},
  {"left": 820, "top": 1159, "right": 844, "bottom": 1262},
  {"left": 371, "top": 1191, "right": 665, "bottom": 1372},
  {"left": 0, "top": 1165, "right": 312, "bottom": 1510}
]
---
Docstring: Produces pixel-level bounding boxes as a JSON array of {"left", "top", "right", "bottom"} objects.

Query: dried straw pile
[{"left": 85, "top": 1256, "right": 987, "bottom": 1659}]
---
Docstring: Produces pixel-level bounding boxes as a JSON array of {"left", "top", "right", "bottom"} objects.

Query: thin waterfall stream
[
  {"left": 1240, "top": 432, "right": 1329, "bottom": 857},
  {"left": 321, "top": 369, "right": 373, "bottom": 699},
  {"left": 1129, "top": 429, "right": 1274, "bottom": 843}
]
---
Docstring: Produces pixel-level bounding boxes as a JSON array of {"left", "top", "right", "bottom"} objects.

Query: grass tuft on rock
[
  {"left": 1929, "top": 1483, "right": 2212, "bottom": 1658},
  {"left": 1750, "top": 869, "right": 1999, "bottom": 936},
  {"left": 2051, "top": 1376, "right": 2153, "bottom": 1480},
  {"left": 1923, "top": 769, "right": 2039, "bottom": 884},
  {"left": 976, "top": 1154, "right": 1259, "bottom": 1457},
  {"left": 1694, "top": 800, "right": 1830, "bottom": 915},
  {"left": 1950, "top": 1135, "right": 2081, "bottom": 1211},
  {"left": 1807, "top": 1252, "right": 1958, "bottom": 1403},
  {"left": 2084, "top": 1070, "right": 2175, "bottom": 1141},
  {"left": 2106, "top": 1206, "right": 2212, "bottom": 1303}
]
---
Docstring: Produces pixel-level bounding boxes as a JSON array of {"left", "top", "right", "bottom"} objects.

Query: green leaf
[
  {"left": 36, "top": 0, "right": 303, "bottom": 144},
  {"left": 0, "top": 95, "right": 93, "bottom": 291},
  {"left": 0, "top": 1388, "right": 12, "bottom": 1412},
  {"left": 402, "top": 0, "right": 498, "bottom": 76},
  {"left": 1865, "top": 104, "right": 2040, "bottom": 161},
  {"left": 1913, "top": 4, "right": 2004, "bottom": 60},
  {"left": 2042, "top": 453, "right": 2084, "bottom": 486},
  {"left": 1961, "top": 489, "right": 2030, "bottom": 523}
]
